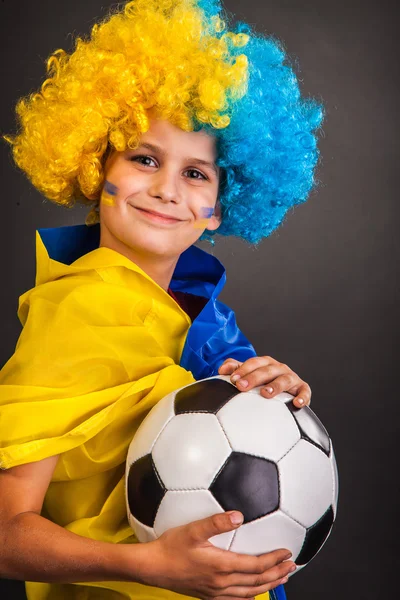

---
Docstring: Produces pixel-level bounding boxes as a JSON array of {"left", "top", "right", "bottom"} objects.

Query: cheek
[
  {"left": 193, "top": 206, "right": 215, "bottom": 230},
  {"left": 100, "top": 179, "right": 120, "bottom": 207},
  {"left": 102, "top": 164, "right": 144, "bottom": 204}
]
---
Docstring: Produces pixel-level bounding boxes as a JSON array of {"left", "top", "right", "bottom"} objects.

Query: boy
[{"left": 0, "top": 1, "right": 322, "bottom": 599}]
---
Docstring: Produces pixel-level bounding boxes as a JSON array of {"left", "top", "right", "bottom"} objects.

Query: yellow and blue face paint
[
  {"left": 101, "top": 180, "right": 119, "bottom": 207},
  {"left": 194, "top": 206, "right": 215, "bottom": 229}
]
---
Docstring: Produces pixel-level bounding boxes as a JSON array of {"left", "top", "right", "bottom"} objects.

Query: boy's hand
[
  {"left": 218, "top": 356, "right": 311, "bottom": 409},
  {"left": 142, "top": 511, "right": 295, "bottom": 599}
]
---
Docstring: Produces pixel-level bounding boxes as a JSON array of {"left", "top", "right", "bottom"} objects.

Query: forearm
[{"left": 0, "top": 511, "right": 147, "bottom": 584}]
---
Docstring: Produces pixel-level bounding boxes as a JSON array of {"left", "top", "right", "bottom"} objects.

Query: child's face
[{"left": 99, "top": 118, "right": 221, "bottom": 264}]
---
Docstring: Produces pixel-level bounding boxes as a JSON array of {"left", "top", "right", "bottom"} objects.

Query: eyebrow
[{"left": 134, "top": 142, "right": 219, "bottom": 176}]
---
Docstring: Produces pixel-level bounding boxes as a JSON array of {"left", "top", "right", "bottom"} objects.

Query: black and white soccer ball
[{"left": 125, "top": 375, "right": 338, "bottom": 572}]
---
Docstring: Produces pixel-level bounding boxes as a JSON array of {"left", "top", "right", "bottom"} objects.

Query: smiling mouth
[{"left": 132, "top": 206, "right": 182, "bottom": 224}]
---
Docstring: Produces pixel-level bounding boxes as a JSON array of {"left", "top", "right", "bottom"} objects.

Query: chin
[{"left": 123, "top": 235, "right": 184, "bottom": 256}]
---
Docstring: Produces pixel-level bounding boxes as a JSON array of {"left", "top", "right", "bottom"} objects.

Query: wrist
[{"left": 112, "top": 539, "right": 159, "bottom": 585}]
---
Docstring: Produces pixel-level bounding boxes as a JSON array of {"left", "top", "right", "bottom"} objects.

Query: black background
[{"left": 1, "top": 0, "right": 399, "bottom": 598}]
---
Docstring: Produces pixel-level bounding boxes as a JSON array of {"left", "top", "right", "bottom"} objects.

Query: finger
[
  {"left": 218, "top": 360, "right": 243, "bottom": 374},
  {"left": 231, "top": 361, "right": 286, "bottom": 389},
  {"left": 258, "top": 371, "right": 300, "bottom": 397},
  {"left": 222, "top": 559, "right": 296, "bottom": 588},
  {"left": 229, "top": 356, "right": 276, "bottom": 380},
  {"left": 226, "top": 548, "right": 291, "bottom": 574},
  {"left": 220, "top": 573, "right": 291, "bottom": 598},
  {"left": 233, "top": 364, "right": 292, "bottom": 392},
  {"left": 291, "top": 383, "right": 312, "bottom": 408},
  {"left": 189, "top": 511, "right": 244, "bottom": 544}
]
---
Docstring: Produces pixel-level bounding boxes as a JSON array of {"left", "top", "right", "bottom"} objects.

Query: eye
[
  {"left": 130, "top": 155, "right": 157, "bottom": 167},
  {"left": 129, "top": 155, "right": 208, "bottom": 181},
  {"left": 184, "top": 169, "right": 208, "bottom": 181}
]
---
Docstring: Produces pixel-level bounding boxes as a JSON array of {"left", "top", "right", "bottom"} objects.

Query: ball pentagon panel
[
  {"left": 174, "top": 376, "right": 239, "bottom": 414},
  {"left": 210, "top": 452, "right": 279, "bottom": 521},
  {"left": 126, "top": 453, "right": 165, "bottom": 528}
]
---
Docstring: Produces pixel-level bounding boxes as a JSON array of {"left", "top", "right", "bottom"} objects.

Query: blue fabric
[
  {"left": 272, "top": 584, "right": 287, "bottom": 600},
  {"left": 39, "top": 222, "right": 101, "bottom": 266},
  {"left": 180, "top": 296, "right": 258, "bottom": 379}
]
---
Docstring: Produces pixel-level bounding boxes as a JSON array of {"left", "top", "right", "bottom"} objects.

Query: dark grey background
[{"left": 1, "top": 0, "right": 398, "bottom": 598}]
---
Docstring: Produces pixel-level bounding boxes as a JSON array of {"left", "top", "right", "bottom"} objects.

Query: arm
[
  {"left": 0, "top": 456, "right": 294, "bottom": 595},
  {"left": 0, "top": 456, "right": 146, "bottom": 583}
]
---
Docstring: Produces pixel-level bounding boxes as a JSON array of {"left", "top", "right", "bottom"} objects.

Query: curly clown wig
[{"left": 4, "top": 0, "right": 324, "bottom": 246}]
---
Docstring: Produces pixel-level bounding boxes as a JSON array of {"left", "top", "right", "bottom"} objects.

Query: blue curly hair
[{"left": 196, "top": 0, "right": 324, "bottom": 246}]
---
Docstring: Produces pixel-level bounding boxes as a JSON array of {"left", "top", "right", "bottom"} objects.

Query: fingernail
[
  {"left": 281, "top": 577, "right": 289, "bottom": 584},
  {"left": 239, "top": 379, "right": 248, "bottom": 388},
  {"left": 230, "top": 512, "right": 244, "bottom": 525},
  {"left": 231, "top": 374, "right": 241, "bottom": 382},
  {"left": 289, "top": 565, "right": 296, "bottom": 573},
  {"left": 266, "top": 387, "right": 273, "bottom": 394},
  {"left": 284, "top": 553, "right": 292, "bottom": 560},
  {"left": 297, "top": 398, "right": 304, "bottom": 405}
]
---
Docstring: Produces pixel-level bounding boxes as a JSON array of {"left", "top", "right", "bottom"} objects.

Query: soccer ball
[{"left": 125, "top": 375, "right": 338, "bottom": 572}]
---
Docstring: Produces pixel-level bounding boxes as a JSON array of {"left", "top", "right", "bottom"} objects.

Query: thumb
[{"left": 189, "top": 511, "right": 244, "bottom": 543}]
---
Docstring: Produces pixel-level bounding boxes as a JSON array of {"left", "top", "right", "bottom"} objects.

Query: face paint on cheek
[
  {"left": 101, "top": 180, "right": 119, "bottom": 207},
  {"left": 193, "top": 206, "right": 215, "bottom": 229}
]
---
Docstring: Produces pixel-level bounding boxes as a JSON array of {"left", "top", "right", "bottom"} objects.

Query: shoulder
[{"left": 18, "top": 271, "right": 152, "bottom": 328}]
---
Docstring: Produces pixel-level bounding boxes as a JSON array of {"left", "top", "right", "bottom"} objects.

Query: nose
[{"left": 148, "top": 167, "right": 182, "bottom": 204}]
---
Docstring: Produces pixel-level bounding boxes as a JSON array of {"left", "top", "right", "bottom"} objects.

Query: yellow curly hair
[{"left": 3, "top": 0, "right": 249, "bottom": 224}]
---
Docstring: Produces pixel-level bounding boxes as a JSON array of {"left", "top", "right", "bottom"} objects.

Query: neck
[{"left": 99, "top": 230, "right": 179, "bottom": 292}]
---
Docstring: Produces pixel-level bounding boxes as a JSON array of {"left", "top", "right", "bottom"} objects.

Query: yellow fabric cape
[{"left": 0, "top": 230, "right": 270, "bottom": 600}]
